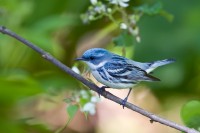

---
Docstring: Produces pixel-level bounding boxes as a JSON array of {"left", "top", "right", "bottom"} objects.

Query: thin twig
[{"left": 0, "top": 26, "right": 199, "bottom": 133}]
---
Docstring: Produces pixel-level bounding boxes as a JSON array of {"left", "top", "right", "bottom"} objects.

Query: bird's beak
[{"left": 75, "top": 57, "right": 85, "bottom": 61}]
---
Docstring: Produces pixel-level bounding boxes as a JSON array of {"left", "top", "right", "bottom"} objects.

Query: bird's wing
[{"left": 104, "top": 58, "right": 160, "bottom": 82}]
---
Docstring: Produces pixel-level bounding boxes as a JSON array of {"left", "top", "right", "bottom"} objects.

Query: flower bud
[{"left": 120, "top": 23, "right": 128, "bottom": 29}]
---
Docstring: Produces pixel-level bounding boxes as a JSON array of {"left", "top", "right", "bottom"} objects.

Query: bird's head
[{"left": 75, "top": 48, "right": 112, "bottom": 69}]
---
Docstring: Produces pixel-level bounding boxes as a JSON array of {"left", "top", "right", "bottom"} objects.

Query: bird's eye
[{"left": 90, "top": 56, "right": 94, "bottom": 60}]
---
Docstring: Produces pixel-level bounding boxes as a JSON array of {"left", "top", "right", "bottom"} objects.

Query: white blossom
[
  {"left": 109, "top": 0, "right": 130, "bottom": 7},
  {"left": 120, "top": 23, "right": 127, "bottom": 29},
  {"left": 80, "top": 90, "right": 89, "bottom": 99},
  {"left": 136, "top": 36, "right": 141, "bottom": 43},
  {"left": 94, "top": 4, "right": 106, "bottom": 13},
  {"left": 107, "top": 8, "right": 112, "bottom": 13},
  {"left": 89, "top": 15, "right": 95, "bottom": 20},
  {"left": 82, "top": 102, "right": 96, "bottom": 115},
  {"left": 91, "top": 96, "right": 100, "bottom": 103},
  {"left": 129, "top": 27, "right": 139, "bottom": 36},
  {"left": 130, "top": 15, "right": 137, "bottom": 25},
  {"left": 90, "top": 0, "right": 98, "bottom": 5}
]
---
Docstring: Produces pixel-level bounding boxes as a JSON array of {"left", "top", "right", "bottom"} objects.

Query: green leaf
[
  {"left": 0, "top": 70, "right": 43, "bottom": 104},
  {"left": 134, "top": 2, "right": 163, "bottom": 15},
  {"left": 55, "top": 105, "right": 78, "bottom": 133},
  {"left": 113, "top": 31, "right": 134, "bottom": 46},
  {"left": 30, "top": 14, "right": 79, "bottom": 33},
  {"left": 67, "top": 105, "right": 78, "bottom": 119},
  {"left": 181, "top": 100, "right": 200, "bottom": 131},
  {"left": 134, "top": 2, "right": 174, "bottom": 22},
  {"left": 34, "top": 71, "right": 79, "bottom": 91},
  {"left": 24, "top": 14, "right": 79, "bottom": 52},
  {"left": 63, "top": 98, "right": 73, "bottom": 104},
  {"left": 160, "top": 10, "right": 174, "bottom": 22},
  {"left": 56, "top": 104, "right": 81, "bottom": 133}
]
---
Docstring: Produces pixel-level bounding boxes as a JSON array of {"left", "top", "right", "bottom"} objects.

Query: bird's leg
[
  {"left": 121, "top": 88, "right": 132, "bottom": 109},
  {"left": 97, "top": 86, "right": 109, "bottom": 97}
]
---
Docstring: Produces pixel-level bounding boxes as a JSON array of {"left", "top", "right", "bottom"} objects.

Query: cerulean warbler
[{"left": 76, "top": 48, "right": 175, "bottom": 108}]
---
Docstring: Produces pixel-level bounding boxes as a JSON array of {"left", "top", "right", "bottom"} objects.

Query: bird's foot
[
  {"left": 121, "top": 97, "right": 128, "bottom": 109},
  {"left": 120, "top": 88, "right": 132, "bottom": 109},
  {"left": 97, "top": 86, "right": 107, "bottom": 97}
]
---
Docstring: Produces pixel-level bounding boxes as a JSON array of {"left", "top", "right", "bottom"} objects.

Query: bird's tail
[{"left": 146, "top": 58, "right": 175, "bottom": 73}]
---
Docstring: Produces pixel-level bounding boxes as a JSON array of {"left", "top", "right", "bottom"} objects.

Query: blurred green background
[{"left": 0, "top": 0, "right": 200, "bottom": 133}]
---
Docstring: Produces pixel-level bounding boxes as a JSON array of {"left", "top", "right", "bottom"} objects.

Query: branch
[{"left": 0, "top": 26, "right": 199, "bottom": 133}]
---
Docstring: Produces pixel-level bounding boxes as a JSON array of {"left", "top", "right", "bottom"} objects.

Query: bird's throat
[{"left": 86, "top": 61, "right": 107, "bottom": 70}]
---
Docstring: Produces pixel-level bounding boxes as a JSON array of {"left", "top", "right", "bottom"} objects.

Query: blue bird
[{"left": 76, "top": 48, "right": 175, "bottom": 108}]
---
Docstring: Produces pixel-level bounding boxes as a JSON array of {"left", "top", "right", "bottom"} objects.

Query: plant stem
[{"left": 0, "top": 26, "right": 199, "bottom": 133}]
